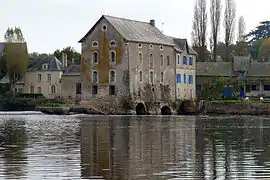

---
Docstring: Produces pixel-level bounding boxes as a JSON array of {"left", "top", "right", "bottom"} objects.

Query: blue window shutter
[
  {"left": 180, "top": 74, "right": 181, "bottom": 83},
  {"left": 177, "top": 55, "right": 180, "bottom": 64},
  {"left": 184, "top": 74, "right": 186, "bottom": 84}
]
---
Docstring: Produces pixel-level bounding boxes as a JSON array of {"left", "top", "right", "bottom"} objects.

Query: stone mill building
[{"left": 78, "top": 15, "right": 197, "bottom": 115}]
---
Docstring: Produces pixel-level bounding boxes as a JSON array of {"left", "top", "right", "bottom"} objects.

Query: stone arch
[
  {"left": 161, "top": 106, "right": 172, "bottom": 115},
  {"left": 135, "top": 103, "right": 147, "bottom": 115}
]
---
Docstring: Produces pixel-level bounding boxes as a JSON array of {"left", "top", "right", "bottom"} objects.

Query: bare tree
[
  {"left": 237, "top": 16, "right": 246, "bottom": 42},
  {"left": 210, "top": 0, "right": 222, "bottom": 62},
  {"left": 224, "top": 0, "right": 236, "bottom": 61},
  {"left": 192, "top": 0, "right": 207, "bottom": 61}
]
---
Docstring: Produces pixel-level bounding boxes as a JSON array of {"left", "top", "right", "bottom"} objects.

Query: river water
[{"left": 0, "top": 112, "right": 269, "bottom": 179}]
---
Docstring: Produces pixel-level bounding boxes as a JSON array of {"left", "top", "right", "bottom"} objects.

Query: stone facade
[
  {"left": 199, "top": 101, "right": 270, "bottom": 115},
  {"left": 78, "top": 15, "right": 197, "bottom": 114}
]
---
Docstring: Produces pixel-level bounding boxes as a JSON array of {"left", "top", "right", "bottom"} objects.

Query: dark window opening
[
  {"left": 76, "top": 83, "right": 82, "bottom": 94},
  {"left": 92, "top": 85, "right": 98, "bottom": 95},
  {"left": 93, "top": 52, "right": 98, "bottom": 64},
  {"left": 246, "top": 85, "right": 251, "bottom": 92},
  {"left": 109, "top": 85, "right": 116, "bottom": 95},
  {"left": 110, "top": 51, "right": 116, "bottom": 63},
  {"left": 251, "top": 85, "right": 258, "bottom": 91},
  {"left": 264, "top": 85, "right": 270, "bottom": 91},
  {"left": 167, "top": 56, "right": 170, "bottom": 65}
]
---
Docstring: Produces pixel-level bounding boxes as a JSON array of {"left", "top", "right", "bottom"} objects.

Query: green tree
[
  {"left": 4, "top": 27, "right": 25, "bottom": 43},
  {"left": 3, "top": 27, "right": 28, "bottom": 93},
  {"left": 246, "top": 21, "right": 270, "bottom": 59},
  {"left": 53, "top": 46, "right": 81, "bottom": 65},
  {"left": 200, "top": 76, "right": 229, "bottom": 100}
]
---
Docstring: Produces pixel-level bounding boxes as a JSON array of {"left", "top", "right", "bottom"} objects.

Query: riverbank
[{"left": 198, "top": 100, "right": 270, "bottom": 115}]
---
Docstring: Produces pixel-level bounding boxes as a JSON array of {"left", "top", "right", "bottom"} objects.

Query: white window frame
[
  {"left": 92, "top": 70, "right": 98, "bottom": 83},
  {"left": 92, "top": 51, "right": 98, "bottom": 64},
  {"left": 160, "top": 45, "right": 163, "bottom": 51},
  {"left": 149, "top": 44, "right": 153, "bottom": 49},
  {"left": 110, "top": 40, "right": 116, "bottom": 47},
  {"left": 138, "top": 43, "right": 142, "bottom": 48},
  {"left": 139, "top": 70, "right": 143, "bottom": 82},
  {"left": 109, "top": 50, "right": 116, "bottom": 64},
  {"left": 101, "top": 24, "right": 107, "bottom": 31},
  {"left": 92, "top": 41, "right": 99, "bottom": 48},
  {"left": 138, "top": 52, "right": 143, "bottom": 64},
  {"left": 109, "top": 70, "right": 116, "bottom": 83}
]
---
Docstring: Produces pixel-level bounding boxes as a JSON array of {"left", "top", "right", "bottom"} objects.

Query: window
[
  {"left": 149, "top": 54, "right": 153, "bottom": 69},
  {"left": 189, "top": 56, "right": 193, "bottom": 65},
  {"left": 76, "top": 83, "right": 82, "bottom": 94},
  {"left": 190, "top": 89, "right": 193, "bottom": 99},
  {"left": 92, "top": 85, "right": 98, "bottom": 94},
  {"left": 177, "top": 55, "right": 180, "bottom": 65},
  {"left": 160, "top": 55, "right": 163, "bottom": 65},
  {"left": 102, "top": 24, "right": 107, "bottom": 31},
  {"left": 139, "top": 71, "right": 143, "bottom": 82},
  {"left": 47, "top": 74, "right": 51, "bottom": 82},
  {"left": 109, "top": 85, "right": 116, "bottom": 95},
  {"left": 184, "top": 74, "right": 186, "bottom": 84},
  {"left": 92, "top": 52, "right": 98, "bottom": 64},
  {"left": 160, "top": 72, "right": 164, "bottom": 82},
  {"left": 110, "top": 40, "right": 116, "bottom": 47},
  {"left": 167, "top": 56, "right": 170, "bottom": 65},
  {"left": 239, "top": 71, "right": 245, "bottom": 77},
  {"left": 196, "top": 84, "right": 202, "bottom": 91},
  {"left": 264, "top": 85, "right": 270, "bottom": 91},
  {"left": 51, "top": 85, "right": 56, "bottom": 94},
  {"left": 149, "top": 71, "right": 154, "bottom": 84},
  {"left": 183, "top": 56, "right": 187, "bottom": 65},
  {"left": 92, "top": 71, "right": 98, "bottom": 83},
  {"left": 176, "top": 74, "right": 181, "bottom": 83},
  {"left": 149, "top": 44, "right": 153, "bottom": 49},
  {"left": 37, "top": 74, "right": 42, "bottom": 81},
  {"left": 188, "top": 75, "right": 193, "bottom": 84},
  {"left": 92, "top": 41, "right": 98, "bottom": 47},
  {"left": 251, "top": 85, "right": 259, "bottom": 91},
  {"left": 42, "top": 64, "right": 48, "bottom": 70},
  {"left": 18, "top": 88, "right": 23, "bottom": 93},
  {"left": 160, "top": 45, "right": 163, "bottom": 51},
  {"left": 109, "top": 70, "right": 116, "bottom": 83},
  {"left": 246, "top": 85, "right": 250, "bottom": 92},
  {"left": 37, "top": 87, "right": 42, "bottom": 94},
  {"left": 177, "top": 88, "right": 180, "bottom": 98},
  {"left": 30, "top": 85, "right": 34, "bottom": 93},
  {"left": 110, "top": 51, "right": 116, "bottom": 63},
  {"left": 139, "top": 52, "right": 143, "bottom": 64},
  {"left": 138, "top": 43, "right": 142, "bottom": 48}
]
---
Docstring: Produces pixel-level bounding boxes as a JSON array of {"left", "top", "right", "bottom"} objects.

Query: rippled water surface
[{"left": 0, "top": 112, "right": 270, "bottom": 179}]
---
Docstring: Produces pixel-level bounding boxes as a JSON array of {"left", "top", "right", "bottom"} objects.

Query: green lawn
[{"left": 210, "top": 99, "right": 270, "bottom": 103}]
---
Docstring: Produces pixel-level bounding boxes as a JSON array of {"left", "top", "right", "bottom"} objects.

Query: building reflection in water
[
  {"left": 195, "top": 115, "right": 270, "bottom": 179},
  {"left": 0, "top": 119, "right": 28, "bottom": 179},
  {"left": 80, "top": 116, "right": 197, "bottom": 179}
]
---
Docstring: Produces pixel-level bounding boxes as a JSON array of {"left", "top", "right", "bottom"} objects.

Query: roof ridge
[{"left": 103, "top": 15, "right": 151, "bottom": 25}]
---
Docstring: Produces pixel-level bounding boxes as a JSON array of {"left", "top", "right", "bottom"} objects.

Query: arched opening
[
  {"left": 136, "top": 103, "right": 147, "bottom": 115},
  {"left": 161, "top": 106, "right": 172, "bottom": 115}
]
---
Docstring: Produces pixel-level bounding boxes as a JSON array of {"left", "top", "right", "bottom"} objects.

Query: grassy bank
[{"left": 210, "top": 99, "right": 270, "bottom": 103}]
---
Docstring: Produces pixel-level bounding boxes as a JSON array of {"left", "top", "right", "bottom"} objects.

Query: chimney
[
  {"left": 62, "top": 53, "right": 68, "bottom": 68},
  {"left": 150, "top": 19, "right": 155, "bottom": 26}
]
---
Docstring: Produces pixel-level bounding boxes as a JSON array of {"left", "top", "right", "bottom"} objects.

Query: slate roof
[
  {"left": 246, "top": 62, "right": 270, "bottom": 77},
  {"left": 167, "top": 37, "right": 198, "bottom": 55},
  {"left": 196, "top": 62, "right": 233, "bottom": 76},
  {"left": 233, "top": 56, "right": 250, "bottom": 71},
  {"left": 79, "top": 15, "right": 174, "bottom": 46},
  {"left": 63, "top": 65, "right": 80, "bottom": 76},
  {"left": 28, "top": 56, "right": 62, "bottom": 72}
]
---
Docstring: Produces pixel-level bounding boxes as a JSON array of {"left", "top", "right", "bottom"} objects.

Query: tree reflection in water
[{"left": 0, "top": 119, "right": 28, "bottom": 178}]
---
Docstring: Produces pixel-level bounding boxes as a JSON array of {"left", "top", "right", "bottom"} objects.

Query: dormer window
[
  {"left": 138, "top": 43, "right": 142, "bottom": 48},
  {"left": 92, "top": 41, "right": 98, "bottom": 48},
  {"left": 149, "top": 44, "right": 153, "bottom": 49},
  {"left": 42, "top": 63, "right": 48, "bottom": 70},
  {"left": 110, "top": 40, "right": 116, "bottom": 47},
  {"left": 160, "top": 45, "right": 163, "bottom": 51}
]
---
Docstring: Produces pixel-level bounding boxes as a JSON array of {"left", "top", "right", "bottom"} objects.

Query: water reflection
[
  {"left": 0, "top": 119, "right": 28, "bottom": 179},
  {"left": 80, "top": 116, "right": 197, "bottom": 179},
  {"left": 1, "top": 113, "right": 270, "bottom": 179}
]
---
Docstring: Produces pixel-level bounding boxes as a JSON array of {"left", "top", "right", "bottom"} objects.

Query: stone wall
[{"left": 198, "top": 101, "right": 270, "bottom": 115}]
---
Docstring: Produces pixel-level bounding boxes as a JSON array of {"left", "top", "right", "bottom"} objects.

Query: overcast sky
[{"left": 1, "top": 0, "right": 269, "bottom": 53}]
